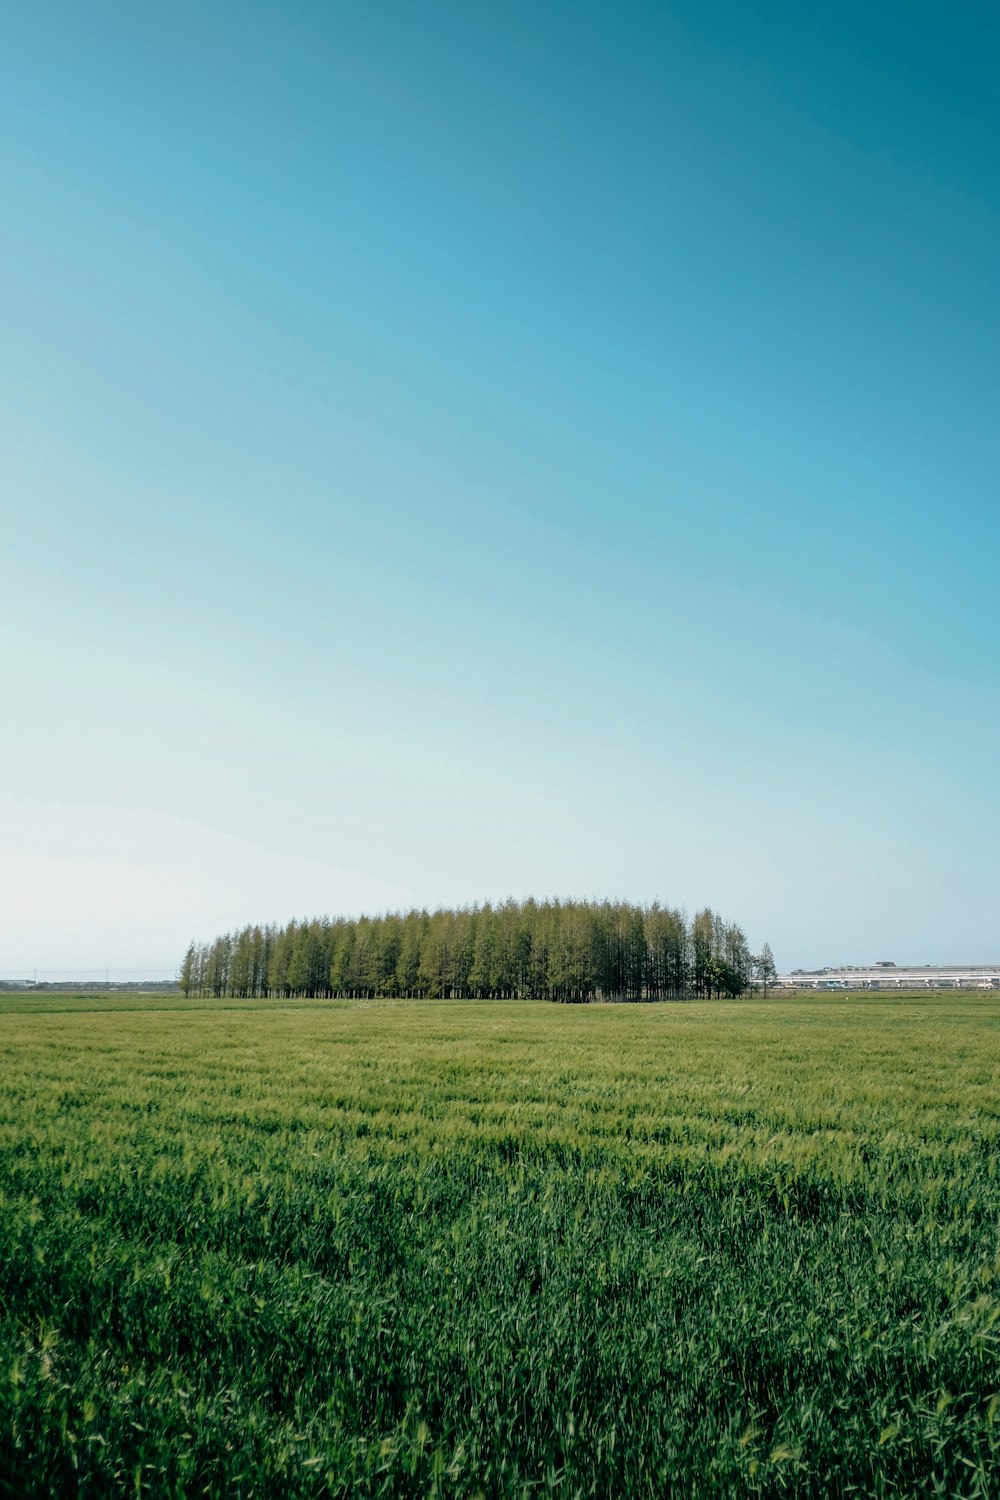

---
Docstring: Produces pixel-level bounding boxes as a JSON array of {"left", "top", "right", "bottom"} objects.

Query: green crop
[{"left": 1, "top": 992, "right": 998, "bottom": 1496}]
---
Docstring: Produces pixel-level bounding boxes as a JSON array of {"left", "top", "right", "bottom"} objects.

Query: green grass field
[{"left": 1, "top": 992, "right": 999, "bottom": 1497}]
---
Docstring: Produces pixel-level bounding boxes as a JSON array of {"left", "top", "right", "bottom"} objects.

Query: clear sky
[{"left": 3, "top": 0, "right": 998, "bottom": 978}]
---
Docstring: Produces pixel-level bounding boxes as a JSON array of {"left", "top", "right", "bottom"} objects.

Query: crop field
[{"left": 1, "top": 993, "right": 999, "bottom": 1498}]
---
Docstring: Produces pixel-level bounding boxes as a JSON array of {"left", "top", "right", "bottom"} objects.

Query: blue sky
[{"left": 2, "top": 0, "right": 998, "bottom": 975}]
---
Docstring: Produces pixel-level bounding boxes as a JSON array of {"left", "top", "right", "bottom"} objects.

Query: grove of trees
[{"left": 180, "top": 900, "right": 777, "bottom": 1003}]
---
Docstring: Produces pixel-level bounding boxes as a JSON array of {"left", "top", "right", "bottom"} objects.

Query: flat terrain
[{"left": 1, "top": 993, "right": 999, "bottom": 1497}]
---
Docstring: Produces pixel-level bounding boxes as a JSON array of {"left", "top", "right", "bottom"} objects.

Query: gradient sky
[{"left": 3, "top": 0, "right": 998, "bottom": 977}]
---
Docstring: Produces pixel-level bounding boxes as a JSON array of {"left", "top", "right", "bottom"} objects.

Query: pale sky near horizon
[{"left": 3, "top": 1, "right": 999, "bottom": 978}]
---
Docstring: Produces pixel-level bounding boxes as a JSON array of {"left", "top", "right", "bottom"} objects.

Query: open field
[{"left": 1, "top": 993, "right": 999, "bottom": 1497}]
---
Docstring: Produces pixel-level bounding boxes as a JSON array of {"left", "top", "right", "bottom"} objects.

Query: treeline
[{"left": 180, "top": 900, "right": 776, "bottom": 1002}]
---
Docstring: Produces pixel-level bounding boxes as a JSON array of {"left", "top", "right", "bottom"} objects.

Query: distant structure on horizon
[{"left": 778, "top": 963, "right": 1000, "bottom": 991}]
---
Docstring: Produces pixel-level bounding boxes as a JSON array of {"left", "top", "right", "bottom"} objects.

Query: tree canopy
[{"left": 180, "top": 900, "right": 772, "bottom": 1003}]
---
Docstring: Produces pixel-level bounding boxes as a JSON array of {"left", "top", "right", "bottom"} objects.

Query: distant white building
[{"left": 778, "top": 964, "right": 1000, "bottom": 991}]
